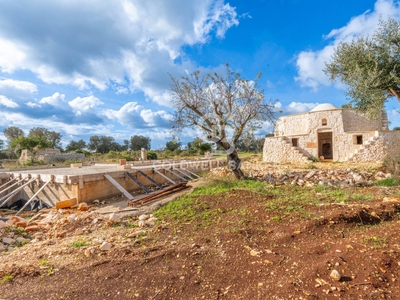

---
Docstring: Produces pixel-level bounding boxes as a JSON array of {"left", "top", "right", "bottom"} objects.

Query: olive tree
[
  {"left": 170, "top": 65, "right": 276, "bottom": 179},
  {"left": 324, "top": 18, "right": 400, "bottom": 118}
]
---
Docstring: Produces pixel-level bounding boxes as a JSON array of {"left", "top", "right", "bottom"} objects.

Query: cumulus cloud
[
  {"left": 0, "top": 95, "right": 19, "bottom": 108},
  {"left": 140, "top": 109, "right": 173, "bottom": 127},
  {"left": 0, "top": 79, "right": 37, "bottom": 100},
  {"left": 284, "top": 102, "right": 319, "bottom": 114},
  {"left": 40, "top": 92, "right": 66, "bottom": 106},
  {"left": 295, "top": 0, "right": 400, "bottom": 90},
  {"left": 0, "top": 0, "right": 239, "bottom": 104},
  {"left": 68, "top": 95, "right": 103, "bottom": 116}
]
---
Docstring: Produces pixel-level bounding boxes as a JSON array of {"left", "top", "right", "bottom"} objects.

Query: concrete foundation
[{"left": 0, "top": 158, "right": 223, "bottom": 207}]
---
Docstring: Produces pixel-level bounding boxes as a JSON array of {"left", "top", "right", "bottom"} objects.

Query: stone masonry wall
[{"left": 263, "top": 138, "right": 308, "bottom": 164}]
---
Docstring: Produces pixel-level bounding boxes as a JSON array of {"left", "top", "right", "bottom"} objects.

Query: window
[
  {"left": 321, "top": 118, "right": 327, "bottom": 126},
  {"left": 292, "top": 138, "right": 298, "bottom": 147},
  {"left": 354, "top": 135, "right": 363, "bottom": 145}
]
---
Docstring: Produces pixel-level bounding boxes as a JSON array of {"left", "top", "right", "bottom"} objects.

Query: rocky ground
[{"left": 0, "top": 157, "right": 400, "bottom": 299}]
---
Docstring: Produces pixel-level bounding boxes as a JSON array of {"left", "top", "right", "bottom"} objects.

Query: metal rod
[
  {"left": 0, "top": 177, "right": 17, "bottom": 192},
  {"left": 16, "top": 180, "right": 51, "bottom": 215},
  {"left": 0, "top": 178, "right": 36, "bottom": 208},
  {"left": 152, "top": 168, "right": 175, "bottom": 184},
  {"left": 173, "top": 168, "right": 194, "bottom": 180},
  {"left": 181, "top": 168, "right": 200, "bottom": 178},
  {"left": 125, "top": 172, "right": 150, "bottom": 193},
  {"left": 136, "top": 170, "right": 163, "bottom": 189},
  {"left": 0, "top": 178, "right": 25, "bottom": 195},
  {"left": 164, "top": 168, "right": 187, "bottom": 182},
  {"left": 104, "top": 174, "right": 134, "bottom": 200}
]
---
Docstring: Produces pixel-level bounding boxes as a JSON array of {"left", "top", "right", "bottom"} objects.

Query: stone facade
[
  {"left": 263, "top": 103, "right": 400, "bottom": 163},
  {"left": 19, "top": 148, "right": 85, "bottom": 164}
]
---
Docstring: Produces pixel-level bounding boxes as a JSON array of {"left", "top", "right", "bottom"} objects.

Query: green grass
[
  {"left": 2, "top": 275, "right": 13, "bottom": 284},
  {"left": 69, "top": 240, "right": 89, "bottom": 248},
  {"left": 362, "top": 236, "right": 387, "bottom": 249},
  {"left": 375, "top": 177, "right": 400, "bottom": 187}
]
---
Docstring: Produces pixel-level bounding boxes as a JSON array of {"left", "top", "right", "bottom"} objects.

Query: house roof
[{"left": 310, "top": 103, "right": 338, "bottom": 112}]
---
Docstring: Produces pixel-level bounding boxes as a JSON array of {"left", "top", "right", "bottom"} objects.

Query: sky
[{"left": 0, "top": 0, "right": 399, "bottom": 150}]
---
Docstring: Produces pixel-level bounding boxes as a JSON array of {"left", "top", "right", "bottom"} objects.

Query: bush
[{"left": 147, "top": 152, "right": 158, "bottom": 160}]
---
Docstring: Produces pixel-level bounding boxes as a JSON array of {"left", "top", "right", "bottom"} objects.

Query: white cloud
[
  {"left": 103, "top": 102, "right": 143, "bottom": 125},
  {"left": 40, "top": 92, "right": 66, "bottom": 106},
  {"left": 0, "top": 1, "right": 239, "bottom": 104},
  {"left": 295, "top": 0, "right": 400, "bottom": 90},
  {"left": 68, "top": 95, "right": 103, "bottom": 116},
  {"left": 140, "top": 109, "right": 173, "bottom": 127},
  {"left": 0, "top": 79, "right": 37, "bottom": 100},
  {"left": 285, "top": 102, "right": 319, "bottom": 114},
  {"left": 26, "top": 101, "right": 41, "bottom": 108},
  {"left": 0, "top": 95, "right": 19, "bottom": 108}
]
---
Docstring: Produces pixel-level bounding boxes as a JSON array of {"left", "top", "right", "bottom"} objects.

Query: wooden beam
[
  {"left": 15, "top": 180, "right": 51, "bottom": 215},
  {"left": 152, "top": 168, "right": 175, "bottom": 184}
]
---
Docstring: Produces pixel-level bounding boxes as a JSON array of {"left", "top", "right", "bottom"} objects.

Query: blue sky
[{"left": 0, "top": 0, "right": 399, "bottom": 149}]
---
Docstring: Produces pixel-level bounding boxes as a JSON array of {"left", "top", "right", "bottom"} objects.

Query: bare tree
[{"left": 170, "top": 64, "right": 276, "bottom": 179}]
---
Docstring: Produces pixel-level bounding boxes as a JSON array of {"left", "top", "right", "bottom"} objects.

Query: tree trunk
[{"left": 227, "top": 150, "right": 245, "bottom": 179}]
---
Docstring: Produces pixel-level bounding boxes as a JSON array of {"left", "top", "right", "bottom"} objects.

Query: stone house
[
  {"left": 19, "top": 148, "right": 85, "bottom": 164},
  {"left": 263, "top": 103, "right": 400, "bottom": 163}
]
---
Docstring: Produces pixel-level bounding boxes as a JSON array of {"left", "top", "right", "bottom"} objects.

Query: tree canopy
[
  {"left": 29, "top": 127, "right": 62, "bottom": 149},
  {"left": 66, "top": 139, "right": 87, "bottom": 152},
  {"left": 170, "top": 64, "right": 276, "bottom": 179},
  {"left": 87, "top": 135, "right": 122, "bottom": 154},
  {"left": 324, "top": 18, "right": 400, "bottom": 117},
  {"left": 130, "top": 135, "right": 151, "bottom": 151}
]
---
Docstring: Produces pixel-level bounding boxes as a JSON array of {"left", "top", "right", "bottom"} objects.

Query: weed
[
  {"left": 69, "top": 240, "right": 89, "bottom": 248},
  {"left": 362, "top": 236, "right": 387, "bottom": 249},
  {"left": 2, "top": 275, "right": 13, "bottom": 284},
  {"left": 271, "top": 216, "right": 281, "bottom": 222},
  {"left": 39, "top": 259, "right": 48, "bottom": 266},
  {"left": 306, "top": 163, "right": 317, "bottom": 169}
]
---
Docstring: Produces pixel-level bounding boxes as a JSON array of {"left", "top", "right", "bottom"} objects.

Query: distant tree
[
  {"left": 130, "top": 135, "right": 151, "bottom": 151},
  {"left": 0, "top": 139, "right": 4, "bottom": 151},
  {"left": 122, "top": 139, "right": 130, "bottom": 151},
  {"left": 324, "top": 18, "right": 400, "bottom": 118},
  {"left": 236, "top": 132, "right": 256, "bottom": 152},
  {"left": 65, "top": 139, "right": 87, "bottom": 152},
  {"left": 393, "top": 127, "right": 400, "bottom": 130},
  {"left": 11, "top": 136, "right": 52, "bottom": 160},
  {"left": 188, "top": 138, "right": 211, "bottom": 154},
  {"left": 170, "top": 64, "right": 276, "bottom": 179},
  {"left": 28, "top": 127, "right": 62, "bottom": 148},
  {"left": 3, "top": 126, "right": 24, "bottom": 143},
  {"left": 165, "top": 140, "right": 181, "bottom": 151},
  {"left": 253, "top": 137, "right": 265, "bottom": 152},
  {"left": 87, "top": 135, "right": 121, "bottom": 154}
]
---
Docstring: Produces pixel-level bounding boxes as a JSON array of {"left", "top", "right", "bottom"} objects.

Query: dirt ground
[{"left": 1, "top": 161, "right": 400, "bottom": 300}]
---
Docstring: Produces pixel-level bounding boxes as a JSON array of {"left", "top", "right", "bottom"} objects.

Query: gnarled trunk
[{"left": 217, "top": 140, "right": 244, "bottom": 179}]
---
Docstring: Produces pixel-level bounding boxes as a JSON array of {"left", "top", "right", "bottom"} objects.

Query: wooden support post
[
  {"left": 153, "top": 168, "right": 175, "bottom": 185},
  {"left": 165, "top": 168, "right": 187, "bottom": 182}
]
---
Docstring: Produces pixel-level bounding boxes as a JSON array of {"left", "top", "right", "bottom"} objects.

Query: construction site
[{"left": 0, "top": 158, "right": 223, "bottom": 213}]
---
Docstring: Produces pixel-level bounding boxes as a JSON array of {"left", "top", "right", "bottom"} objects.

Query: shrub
[
  {"left": 383, "top": 155, "right": 400, "bottom": 176},
  {"left": 147, "top": 152, "right": 158, "bottom": 160}
]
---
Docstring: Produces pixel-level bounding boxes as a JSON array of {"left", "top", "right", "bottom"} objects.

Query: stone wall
[
  {"left": 342, "top": 109, "right": 382, "bottom": 132},
  {"left": 350, "top": 131, "right": 400, "bottom": 163},
  {"left": 19, "top": 148, "right": 85, "bottom": 164},
  {"left": 263, "top": 138, "right": 309, "bottom": 164}
]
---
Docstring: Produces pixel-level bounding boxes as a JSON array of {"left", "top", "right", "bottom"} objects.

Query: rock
[
  {"left": 0, "top": 243, "right": 6, "bottom": 251},
  {"left": 330, "top": 269, "right": 342, "bottom": 281},
  {"left": 32, "top": 232, "right": 43, "bottom": 239},
  {"left": 68, "top": 214, "right": 76, "bottom": 223},
  {"left": 93, "top": 199, "right": 100, "bottom": 204},
  {"left": 16, "top": 237, "right": 29, "bottom": 244},
  {"left": 138, "top": 214, "right": 149, "bottom": 221},
  {"left": 74, "top": 228, "right": 83, "bottom": 235},
  {"left": 2, "top": 237, "right": 16, "bottom": 245},
  {"left": 0, "top": 220, "right": 7, "bottom": 229},
  {"left": 77, "top": 202, "right": 89, "bottom": 211},
  {"left": 25, "top": 225, "right": 41, "bottom": 232},
  {"left": 6, "top": 216, "right": 27, "bottom": 227},
  {"left": 138, "top": 220, "right": 146, "bottom": 228},
  {"left": 99, "top": 241, "right": 112, "bottom": 251},
  {"left": 109, "top": 213, "right": 121, "bottom": 223}
]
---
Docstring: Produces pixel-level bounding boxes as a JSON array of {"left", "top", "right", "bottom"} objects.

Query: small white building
[{"left": 263, "top": 103, "right": 400, "bottom": 163}]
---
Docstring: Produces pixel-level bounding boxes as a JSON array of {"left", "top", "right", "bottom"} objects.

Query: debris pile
[
  {"left": 209, "top": 166, "right": 392, "bottom": 187},
  {"left": 0, "top": 205, "right": 159, "bottom": 254}
]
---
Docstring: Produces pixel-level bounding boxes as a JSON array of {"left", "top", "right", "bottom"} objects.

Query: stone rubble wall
[
  {"left": 263, "top": 138, "right": 308, "bottom": 164},
  {"left": 351, "top": 131, "right": 400, "bottom": 163},
  {"left": 39, "top": 152, "right": 85, "bottom": 164}
]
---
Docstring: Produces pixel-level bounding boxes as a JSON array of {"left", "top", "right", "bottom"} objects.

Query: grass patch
[
  {"left": 2, "top": 275, "right": 13, "bottom": 284},
  {"left": 69, "top": 240, "right": 89, "bottom": 248},
  {"left": 375, "top": 177, "right": 400, "bottom": 187},
  {"left": 362, "top": 236, "right": 387, "bottom": 249}
]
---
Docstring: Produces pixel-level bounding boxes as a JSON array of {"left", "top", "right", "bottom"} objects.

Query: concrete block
[{"left": 71, "top": 163, "right": 82, "bottom": 168}]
